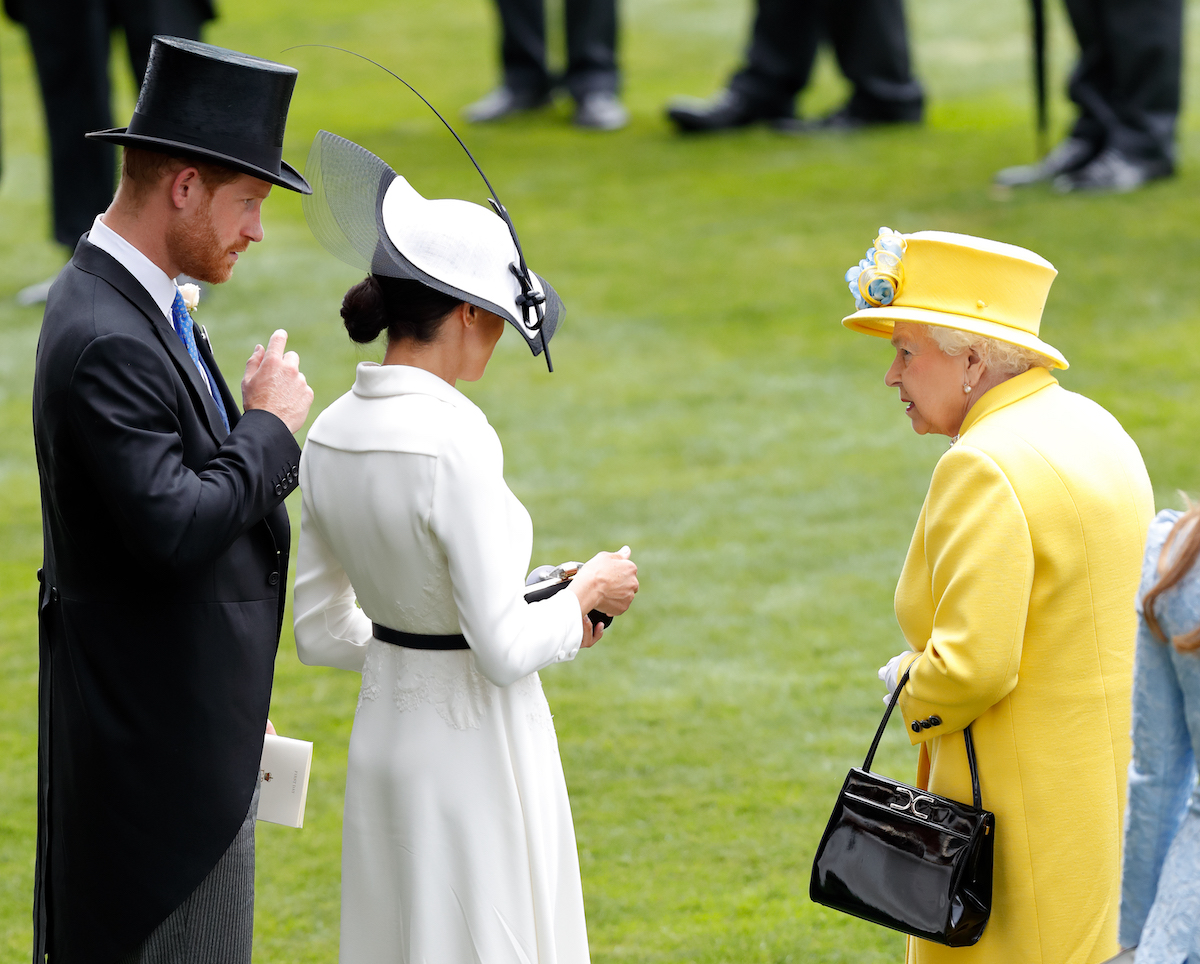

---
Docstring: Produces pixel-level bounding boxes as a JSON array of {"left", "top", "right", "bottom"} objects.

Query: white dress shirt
[{"left": 88, "top": 215, "right": 212, "bottom": 392}]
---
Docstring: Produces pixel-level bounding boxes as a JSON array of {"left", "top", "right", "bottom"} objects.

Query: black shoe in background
[
  {"left": 463, "top": 86, "right": 552, "bottom": 123},
  {"left": 1053, "top": 148, "right": 1173, "bottom": 193},
  {"left": 665, "top": 88, "right": 790, "bottom": 133},
  {"left": 993, "top": 138, "right": 1098, "bottom": 187}
]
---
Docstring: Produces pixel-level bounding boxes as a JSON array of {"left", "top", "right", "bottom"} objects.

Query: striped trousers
[{"left": 118, "top": 780, "right": 260, "bottom": 964}]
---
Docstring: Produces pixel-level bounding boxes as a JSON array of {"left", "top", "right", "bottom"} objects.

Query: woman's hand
[
  {"left": 569, "top": 546, "right": 638, "bottom": 632},
  {"left": 580, "top": 613, "right": 605, "bottom": 649}
]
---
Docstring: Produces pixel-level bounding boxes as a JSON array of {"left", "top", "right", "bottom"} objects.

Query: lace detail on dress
[
  {"left": 357, "top": 641, "right": 557, "bottom": 733},
  {"left": 393, "top": 649, "right": 492, "bottom": 730},
  {"left": 513, "top": 672, "right": 556, "bottom": 734},
  {"left": 357, "top": 641, "right": 385, "bottom": 711}
]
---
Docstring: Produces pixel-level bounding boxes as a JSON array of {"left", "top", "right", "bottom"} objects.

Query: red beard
[{"left": 165, "top": 197, "right": 245, "bottom": 284}]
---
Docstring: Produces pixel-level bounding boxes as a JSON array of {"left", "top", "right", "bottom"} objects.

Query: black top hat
[{"left": 87, "top": 37, "right": 311, "bottom": 195}]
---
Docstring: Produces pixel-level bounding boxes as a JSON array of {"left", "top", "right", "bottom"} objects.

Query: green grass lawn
[{"left": 3, "top": 0, "right": 1200, "bottom": 960}]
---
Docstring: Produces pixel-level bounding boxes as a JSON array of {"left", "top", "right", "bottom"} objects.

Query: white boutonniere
[{"left": 179, "top": 283, "right": 201, "bottom": 316}]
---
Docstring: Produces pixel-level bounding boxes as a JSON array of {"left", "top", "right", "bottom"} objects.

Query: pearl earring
[{"left": 963, "top": 383, "right": 972, "bottom": 394}]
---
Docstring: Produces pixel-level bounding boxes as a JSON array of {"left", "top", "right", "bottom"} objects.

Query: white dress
[{"left": 293, "top": 363, "right": 589, "bottom": 964}]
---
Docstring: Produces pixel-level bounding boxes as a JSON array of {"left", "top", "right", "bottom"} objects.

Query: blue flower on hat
[{"left": 845, "top": 227, "right": 906, "bottom": 311}]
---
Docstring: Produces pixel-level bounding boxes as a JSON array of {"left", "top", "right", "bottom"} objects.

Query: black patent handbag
[{"left": 809, "top": 663, "right": 995, "bottom": 946}]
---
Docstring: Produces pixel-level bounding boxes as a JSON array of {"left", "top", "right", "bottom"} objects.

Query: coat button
[
  {"left": 50, "top": 587, "right": 60, "bottom": 603},
  {"left": 920, "top": 719, "right": 932, "bottom": 729},
  {"left": 268, "top": 572, "right": 280, "bottom": 586},
  {"left": 929, "top": 716, "right": 942, "bottom": 726},
  {"left": 274, "top": 484, "right": 284, "bottom": 496},
  {"left": 911, "top": 721, "right": 921, "bottom": 733}
]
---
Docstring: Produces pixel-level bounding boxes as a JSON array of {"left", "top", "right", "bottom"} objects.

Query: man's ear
[
  {"left": 462, "top": 303, "right": 477, "bottom": 328},
  {"left": 170, "top": 167, "right": 203, "bottom": 211}
]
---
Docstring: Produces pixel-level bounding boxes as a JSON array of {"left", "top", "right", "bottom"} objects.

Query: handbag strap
[{"left": 863, "top": 660, "right": 982, "bottom": 810}]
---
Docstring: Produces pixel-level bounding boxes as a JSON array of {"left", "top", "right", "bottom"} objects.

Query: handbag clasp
[{"left": 890, "top": 786, "right": 935, "bottom": 820}]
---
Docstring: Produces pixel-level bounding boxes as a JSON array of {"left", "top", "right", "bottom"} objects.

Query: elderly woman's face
[{"left": 884, "top": 323, "right": 970, "bottom": 437}]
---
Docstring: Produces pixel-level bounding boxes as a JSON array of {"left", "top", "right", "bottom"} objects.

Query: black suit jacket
[{"left": 31, "top": 237, "right": 300, "bottom": 964}]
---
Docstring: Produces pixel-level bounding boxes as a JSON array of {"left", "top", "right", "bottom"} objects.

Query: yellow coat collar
[{"left": 958, "top": 366, "right": 1058, "bottom": 439}]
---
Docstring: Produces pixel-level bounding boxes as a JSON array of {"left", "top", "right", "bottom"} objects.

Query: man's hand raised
[{"left": 242, "top": 329, "right": 313, "bottom": 434}]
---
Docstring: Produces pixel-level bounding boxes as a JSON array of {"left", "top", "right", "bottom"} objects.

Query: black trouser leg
[
  {"left": 1064, "top": 0, "right": 1181, "bottom": 163},
  {"left": 495, "top": 0, "right": 552, "bottom": 96},
  {"left": 728, "top": 0, "right": 822, "bottom": 115},
  {"left": 826, "top": 0, "right": 923, "bottom": 122},
  {"left": 112, "top": 0, "right": 209, "bottom": 85},
  {"left": 23, "top": 0, "right": 115, "bottom": 248},
  {"left": 563, "top": 0, "right": 618, "bottom": 98}
]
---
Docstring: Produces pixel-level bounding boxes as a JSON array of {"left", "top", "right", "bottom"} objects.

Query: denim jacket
[{"left": 1121, "top": 509, "right": 1200, "bottom": 961}]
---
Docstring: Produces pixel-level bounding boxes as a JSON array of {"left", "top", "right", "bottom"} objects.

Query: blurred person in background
[
  {"left": 995, "top": 0, "right": 1181, "bottom": 193},
  {"left": 846, "top": 229, "right": 1153, "bottom": 962},
  {"left": 666, "top": 0, "right": 923, "bottom": 133},
  {"left": 7, "top": 0, "right": 213, "bottom": 304},
  {"left": 1118, "top": 505, "right": 1200, "bottom": 961},
  {"left": 464, "top": 0, "right": 626, "bottom": 130}
]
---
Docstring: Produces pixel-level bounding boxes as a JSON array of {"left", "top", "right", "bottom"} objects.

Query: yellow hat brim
[{"left": 841, "top": 305, "right": 1069, "bottom": 371}]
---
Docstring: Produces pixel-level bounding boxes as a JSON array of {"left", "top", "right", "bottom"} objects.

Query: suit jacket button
[
  {"left": 929, "top": 716, "right": 942, "bottom": 726},
  {"left": 920, "top": 719, "right": 932, "bottom": 729},
  {"left": 268, "top": 571, "right": 280, "bottom": 586},
  {"left": 911, "top": 721, "right": 921, "bottom": 733},
  {"left": 274, "top": 483, "right": 284, "bottom": 496},
  {"left": 50, "top": 587, "right": 59, "bottom": 603}
]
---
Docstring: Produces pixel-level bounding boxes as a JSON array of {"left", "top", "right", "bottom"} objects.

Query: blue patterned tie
[{"left": 170, "top": 289, "right": 230, "bottom": 432}]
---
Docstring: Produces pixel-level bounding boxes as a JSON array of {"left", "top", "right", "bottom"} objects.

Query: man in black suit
[
  {"left": 8, "top": 0, "right": 212, "bottom": 305},
  {"left": 666, "top": 0, "right": 923, "bottom": 133},
  {"left": 995, "top": 0, "right": 1182, "bottom": 192},
  {"left": 32, "top": 38, "right": 313, "bottom": 964}
]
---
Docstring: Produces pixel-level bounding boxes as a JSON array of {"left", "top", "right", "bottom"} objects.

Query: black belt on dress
[{"left": 372, "top": 623, "right": 469, "bottom": 650}]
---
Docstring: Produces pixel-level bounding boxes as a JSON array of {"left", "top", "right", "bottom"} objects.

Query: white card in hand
[{"left": 258, "top": 734, "right": 313, "bottom": 828}]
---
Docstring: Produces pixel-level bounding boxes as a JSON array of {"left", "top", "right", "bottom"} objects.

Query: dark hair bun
[
  {"left": 341, "top": 276, "right": 390, "bottom": 344},
  {"left": 340, "top": 275, "right": 465, "bottom": 346}
]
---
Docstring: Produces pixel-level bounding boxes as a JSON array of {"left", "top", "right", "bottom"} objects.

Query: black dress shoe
[
  {"left": 1053, "top": 148, "right": 1173, "bottom": 193},
  {"left": 665, "top": 88, "right": 790, "bottom": 133},
  {"left": 463, "top": 86, "right": 551, "bottom": 123},
  {"left": 993, "top": 137, "right": 1097, "bottom": 187}
]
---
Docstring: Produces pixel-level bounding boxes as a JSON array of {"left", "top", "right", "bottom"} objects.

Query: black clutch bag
[
  {"left": 525, "top": 563, "right": 613, "bottom": 628},
  {"left": 809, "top": 663, "right": 995, "bottom": 947}
]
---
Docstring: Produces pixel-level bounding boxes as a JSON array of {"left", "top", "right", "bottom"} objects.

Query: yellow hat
[{"left": 841, "top": 230, "right": 1068, "bottom": 370}]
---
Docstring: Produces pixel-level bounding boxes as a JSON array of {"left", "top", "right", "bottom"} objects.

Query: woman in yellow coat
[{"left": 841, "top": 230, "right": 1154, "bottom": 964}]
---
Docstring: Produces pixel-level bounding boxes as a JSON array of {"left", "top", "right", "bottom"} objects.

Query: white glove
[{"left": 878, "top": 653, "right": 910, "bottom": 706}]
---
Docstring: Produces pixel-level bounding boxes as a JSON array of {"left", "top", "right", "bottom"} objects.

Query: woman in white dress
[{"left": 293, "top": 131, "right": 639, "bottom": 964}]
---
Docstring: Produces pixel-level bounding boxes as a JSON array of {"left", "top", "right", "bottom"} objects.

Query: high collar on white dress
[{"left": 351, "top": 362, "right": 481, "bottom": 414}]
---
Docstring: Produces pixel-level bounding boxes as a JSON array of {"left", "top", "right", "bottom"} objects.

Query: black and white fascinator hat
[{"left": 302, "top": 130, "right": 564, "bottom": 370}]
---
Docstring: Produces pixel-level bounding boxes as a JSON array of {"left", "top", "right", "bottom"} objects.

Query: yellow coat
[{"left": 894, "top": 368, "right": 1153, "bottom": 964}]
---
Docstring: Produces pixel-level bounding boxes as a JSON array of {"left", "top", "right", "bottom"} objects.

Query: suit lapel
[
  {"left": 194, "top": 323, "right": 240, "bottom": 435},
  {"left": 74, "top": 240, "right": 230, "bottom": 443}
]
